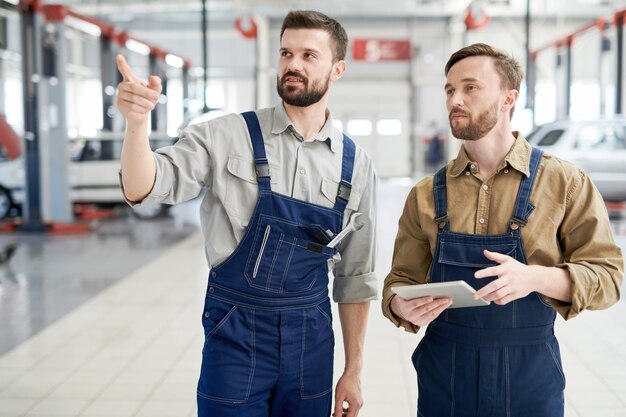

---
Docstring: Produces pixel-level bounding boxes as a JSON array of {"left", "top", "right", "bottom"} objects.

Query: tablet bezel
[{"left": 391, "top": 280, "right": 490, "bottom": 308}]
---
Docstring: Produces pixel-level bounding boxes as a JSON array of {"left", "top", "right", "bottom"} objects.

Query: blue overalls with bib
[
  {"left": 413, "top": 148, "right": 565, "bottom": 417},
  {"left": 197, "top": 111, "right": 356, "bottom": 417}
]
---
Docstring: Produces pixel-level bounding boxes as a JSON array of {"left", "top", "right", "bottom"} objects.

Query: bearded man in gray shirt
[{"left": 115, "top": 10, "right": 377, "bottom": 417}]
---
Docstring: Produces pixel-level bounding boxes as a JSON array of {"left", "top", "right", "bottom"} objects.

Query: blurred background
[{"left": 0, "top": 1, "right": 625, "bottom": 416}]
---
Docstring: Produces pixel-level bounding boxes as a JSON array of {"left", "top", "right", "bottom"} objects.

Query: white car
[
  {"left": 526, "top": 117, "right": 626, "bottom": 202},
  {"left": 0, "top": 136, "right": 174, "bottom": 220}
]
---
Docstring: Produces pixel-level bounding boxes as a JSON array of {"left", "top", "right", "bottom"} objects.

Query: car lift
[
  {"left": 1, "top": 0, "right": 190, "bottom": 233},
  {"left": 528, "top": 8, "right": 626, "bottom": 125}
]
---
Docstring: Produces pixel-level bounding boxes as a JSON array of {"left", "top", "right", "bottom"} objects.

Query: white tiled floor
[{"left": 0, "top": 182, "right": 625, "bottom": 417}]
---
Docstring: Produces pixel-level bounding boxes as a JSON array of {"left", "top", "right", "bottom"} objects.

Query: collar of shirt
[
  {"left": 270, "top": 103, "right": 342, "bottom": 153},
  {"left": 448, "top": 132, "right": 532, "bottom": 178}
]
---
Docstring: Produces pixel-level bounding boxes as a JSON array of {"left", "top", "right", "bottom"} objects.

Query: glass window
[
  {"left": 576, "top": 124, "right": 626, "bottom": 151},
  {"left": 376, "top": 119, "right": 402, "bottom": 136},
  {"left": 534, "top": 129, "right": 564, "bottom": 146},
  {"left": 575, "top": 126, "right": 604, "bottom": 150}
]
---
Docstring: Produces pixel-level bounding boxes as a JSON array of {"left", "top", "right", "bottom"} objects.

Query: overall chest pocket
[
  {"left": 438, "top": 241, "right": 517, "bottom": 268},
  {"left": 434, "top": 240, "right": 518, "bottom": 289},
  {"left": 244, "top": 215, "right": 337, "bottom": 293}
]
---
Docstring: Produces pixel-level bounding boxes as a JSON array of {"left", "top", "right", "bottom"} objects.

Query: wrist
[
  {"left": 125, "top": 119, "right": 149, "bottom": 134},
  {"left": 343, "top": 356, "right": 363, "bottom": 374}
]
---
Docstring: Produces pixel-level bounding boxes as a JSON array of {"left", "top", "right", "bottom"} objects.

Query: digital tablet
[{"left": 391, "top": 281, "right": 490, "bottom": 308}]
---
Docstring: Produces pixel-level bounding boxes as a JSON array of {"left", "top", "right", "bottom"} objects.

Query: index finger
[
  {"left": 474, "top": 265, "right": 500, "bottom": 279},
  {"left": 116, "top": 54, "right": 137, "bottom": 82},
  {"left": 474, "top": 280, "right": 499, "bottom": 299}
]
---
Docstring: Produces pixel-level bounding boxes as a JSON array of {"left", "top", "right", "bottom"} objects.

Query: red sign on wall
[{"left": 352, "top": 39, "right": 412, "bottom": 62}]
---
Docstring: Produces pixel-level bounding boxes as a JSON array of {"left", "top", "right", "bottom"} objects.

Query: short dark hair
[
  {"left": 445, "top": 43, "right": 523, "bottom": 118},
  {"left": 280, "top": 10, "right": 348, "bottom": 62},
  {"left": 445, "top": 43, "right": 523, "bottom": 91}
]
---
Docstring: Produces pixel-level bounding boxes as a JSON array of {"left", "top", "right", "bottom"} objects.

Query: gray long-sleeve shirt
[{"left": 125, "top": 103, "right": 378, "bottom": 303}]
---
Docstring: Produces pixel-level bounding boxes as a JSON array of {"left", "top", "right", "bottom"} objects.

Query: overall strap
[
  {"left": 334, "top": 134, "right": 356, "bottom": 212},
  {"left": 433, "top": 166, "right": 449, "bottom": 231},
  {"left": 241, "top": 111, "right": 271, "bottom": 192},
  {"left": 509, "top": 147, "right": 543, "bottom": 231}
]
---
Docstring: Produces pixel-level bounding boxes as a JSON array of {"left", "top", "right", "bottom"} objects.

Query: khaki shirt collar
[
  {"left": 449, "top": 132, "right": 532, "bottom": 178},
  {"left": 271, "top": 103, "right": 341, "bottom": 153}
]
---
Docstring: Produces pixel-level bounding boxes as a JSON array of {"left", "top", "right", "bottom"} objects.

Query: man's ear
[
  {"left": 331, "top": 60, "right": 347, "bottom": 82},
  {"left": 501, "top": 89, "right": 519, "bottom": 113}
]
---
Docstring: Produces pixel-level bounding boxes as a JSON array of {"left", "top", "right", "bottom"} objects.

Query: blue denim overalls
[
  {"left": 197, "top": 112, "right": 355, "bottom": 417},
  {"left": 413, "top": 148, "right": 565, "bottom": 417}
]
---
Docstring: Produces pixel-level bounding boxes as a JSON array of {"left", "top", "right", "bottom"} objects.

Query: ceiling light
[
  {"left": 165, "top": 54, "right": 184, "bottom": 68},
  {"left": 125, "top": 39, "right": 150, "bottom": 56},
  {"left": 64, "top": 16, "right": 102, "bottom": 37}
]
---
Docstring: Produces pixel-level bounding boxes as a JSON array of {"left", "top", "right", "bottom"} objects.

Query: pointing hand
[{"left": 115, "top": 54, "right": 162, "bottom": 125}]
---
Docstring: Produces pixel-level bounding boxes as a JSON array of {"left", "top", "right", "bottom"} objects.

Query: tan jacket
[{"left": 382, "top": 134, "right": 623, "bottom": 333}]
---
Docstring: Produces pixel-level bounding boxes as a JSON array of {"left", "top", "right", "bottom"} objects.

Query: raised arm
[{"left": 115, "top": 54, "right": 162, "bottom": 202}]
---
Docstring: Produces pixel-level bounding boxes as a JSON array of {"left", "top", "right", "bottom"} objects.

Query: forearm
[
  {"left": 121, "top": 120, "right": 156, "bottom": 202},
  {"left": 338, "top": 302, "right": 370, "bottom": 374},
  {"left": 531, "top": 265, "right": 572, "bottom": 303}
]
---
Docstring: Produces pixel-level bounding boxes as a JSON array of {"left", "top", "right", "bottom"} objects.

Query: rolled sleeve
[
  {"left": 381, "top": 185, "right": 433, "bottom": 334},
  {"left": 120, "top": 123, "right": 212, "bottom": 207},
  {"left": 333, "top": 272, "right": 378, "bottom": 303},
  {"left": 551, "top": 169, "right": 623, "bottom": 320},
  {"left": 332, "top": 155, "right": 378, "bottom": 303},
  {"left": 119, "top": 154, "right": 170, "bottom": 208}
]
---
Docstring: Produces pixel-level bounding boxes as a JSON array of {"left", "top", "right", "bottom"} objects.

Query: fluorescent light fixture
[
  {"left": 64, "top": 16, "right": 102, "bottom": 37},
  {"left": 165, "top": 53, "right": 184, "bottom": 68},
  {"left": 346, "top": 119, "right": 372, "bottom": 136},
  {"left": 125, "top": 39, "right": 150, "bottom": 56},
  {"left": 4, "top": 0, "right": 19, "bottom": 5}
]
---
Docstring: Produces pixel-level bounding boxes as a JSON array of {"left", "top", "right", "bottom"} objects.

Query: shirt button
[
  {"left": 204, "top": 312, "right": 210, "bottom": 318},
  {"left": 470, "top": 164, "right": 476, "bottom": 169},
  {"left": 504, "top": 169, "right": 509, "bottom": 174},
  {"left": 249, "top": 176, "right": 255, "bottom": 181},
  {"left": 479, "top": 218, "right": 485, "bottom": 224},
  {"left": 208, "top": 287, "right": 214, "bottom": 294},
  {"left": 482, "top": 184, "right": 488, "bottom": 190},
  {"left": 299, "top": 168, "right": 306, "bottom": 175},
  {"left": 465, "top": 171, "right": 470, "bottom": 176}
]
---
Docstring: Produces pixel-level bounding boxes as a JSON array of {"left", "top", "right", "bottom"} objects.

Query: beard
[
  {"left": 276, "top": 70, "right": 330, "bottom": 107},
  {"left": 449, "top": 101, "right": 499, "bottom": 141}
]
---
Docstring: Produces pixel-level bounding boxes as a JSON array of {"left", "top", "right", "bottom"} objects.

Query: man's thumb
[{"left": 148, "top": 75, "right": 162, "bottom": 91}]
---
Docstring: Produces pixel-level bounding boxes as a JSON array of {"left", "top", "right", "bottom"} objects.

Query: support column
[
  {"left": 255, "top": 14, "right": 270, "bottom": 110},
  {"left": 616, "top": 12, "right": 624, "bottom": 115},
  {"left": 101, "top": 34, "right": 117, "bottom": 132},
  {"left": 18, "top": 0, "right": 45, "bottom": 230},
  {"left": 527, "top": 54, "right": 537, "bottom": 127},
  {"left": 445, "top": 14, "right": 466, "bottom": 161},
  {"left": 555, "top": 43, "right": 567, "bottom": 120},
  {"left": 149, "top": 50, "right": 166, "bottom": 133},
  {"left": 39, "top": 5, "right": 72, "bottom": 223},
  {"left": 599, "top": 24, "right": 611, "bottom": 116},
  {"left": 564, "top": 37, "right": 572, "bottom": 117},
  {"left": 182, "top": 61, "right": 190, "bottom": 120}
]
